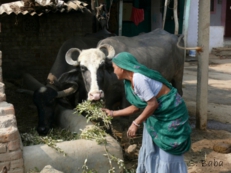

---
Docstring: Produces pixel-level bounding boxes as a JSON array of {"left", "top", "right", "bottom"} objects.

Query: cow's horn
[
  {"left": 56, "top": 85, "right": 78, "bottom": 98},
  {"left": 65, "top": 48, "right": 81, "bottom": 66},
  {"left": 98, "top": 44, "right": 115, "bottom": 59}
]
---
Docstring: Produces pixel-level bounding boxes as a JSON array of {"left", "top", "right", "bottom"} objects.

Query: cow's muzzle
[{"left": 88, "top": 90, "right": 104, "bottom": 101}]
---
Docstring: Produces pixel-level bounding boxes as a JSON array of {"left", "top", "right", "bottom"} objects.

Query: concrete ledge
[
  {"left": 211, "top": 47, "right": 231, "bottom": 56},
  {"left": 23, "top": 135, "right": 123, "bottom": 173}
]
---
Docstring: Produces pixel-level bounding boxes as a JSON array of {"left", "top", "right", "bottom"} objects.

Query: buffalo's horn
[
  {"left": 23, "top": 73, "right": 45, "bottom": 91},
  {"left": 65, "top": 48, "right": 81, "bottom": 66},
  {"left": 98, "top": 44, "right": 115, "bottom": 59},
  {"left": 16, "top": 89, "right": 34, "bottom": 96},
  {"left": 56, "top": 85, "right": 78, "bottom": 98}
]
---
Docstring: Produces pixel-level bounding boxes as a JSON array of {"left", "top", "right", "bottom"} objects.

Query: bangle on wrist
[
  {"left": 110, "top": 110, "right": 113, "bottom": 117},
  {"left": 132, "top": 121, "right": 140, "bottom": 127}
]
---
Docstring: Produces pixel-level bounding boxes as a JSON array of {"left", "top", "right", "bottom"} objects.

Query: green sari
[{"left": 112, "top": 52, "right": 191, "bottom": 155}]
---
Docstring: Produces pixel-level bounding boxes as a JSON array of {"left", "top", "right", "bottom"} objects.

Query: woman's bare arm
[
  {"left": 127, "top": 96, "right": 159, "bottom": 138},
  {"left": 102, "top": 105, "right": 139, "bottom": 117},
  {"left": 134, "top": 96, "right": 159, "bottom": 125}
]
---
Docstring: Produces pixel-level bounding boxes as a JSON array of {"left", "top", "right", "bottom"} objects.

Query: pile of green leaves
[
  {"left": 80, "top": 125, "right": 107, "bottom": 145},
  {"left": 21, "top": 128, "right": 79, "bottom": 156},
  {"left": 75, "top": 100, "right": 113, "bottom": 129}
]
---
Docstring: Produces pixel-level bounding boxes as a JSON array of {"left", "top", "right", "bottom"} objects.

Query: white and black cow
[
  {"left": 21, "top": 29, "right": 115, "bottom": 136},
  {"left": 65, "top": 28, "right": 184, "bottom": 109}
]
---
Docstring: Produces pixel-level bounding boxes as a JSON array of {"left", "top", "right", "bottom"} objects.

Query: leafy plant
[
  {"left": 80, "top": 125, "right": 107, "bottom": 145},
  {"left": 75, "top": 100, "right": 113, "bottom": 129},
  {"left": 21, "top": 128, "right": 79, "bottom": 156}
]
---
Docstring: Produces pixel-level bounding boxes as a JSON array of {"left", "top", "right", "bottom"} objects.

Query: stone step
[
  {"left": 211, "top": 47, "right": 231, "bottom": 56},
  {"left": 0, "top": 102, "right": 14, "bottom": 116},
  {"left": 0, "top": 82, "right": 4, "bottom": 93},
  {"left": 0, "top": 93, "right": 6, "bottom": 102},
  {"left": 0, "top": 114, "right": 16, "bottom": 129}
]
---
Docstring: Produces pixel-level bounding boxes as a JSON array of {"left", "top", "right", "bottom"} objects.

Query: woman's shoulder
[
  {"left": 133, "top": 73, "right": 155, "bottom": 83},
  {"left": 133, "top": 73, "right": 147, "bottom": 80},
  {"left": 133, "top": 73, "right": 162, "bottom": 86}
]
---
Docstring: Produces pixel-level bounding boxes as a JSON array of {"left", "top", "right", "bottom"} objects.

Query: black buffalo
[{"left": 65, "top": 28, "right": 185, "bottom": 109}]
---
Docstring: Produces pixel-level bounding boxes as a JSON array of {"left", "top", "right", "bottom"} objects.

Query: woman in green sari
[{"left": 102, "top": 52, "right": 191, "bottom": 173}]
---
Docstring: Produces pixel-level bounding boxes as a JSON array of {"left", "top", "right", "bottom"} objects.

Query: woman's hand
[
  {"left": 127, "top": 123, "right": 139, "bottom": 138},
  {"left": 102, "top": 108, "right": 112, "bottom": 117}
]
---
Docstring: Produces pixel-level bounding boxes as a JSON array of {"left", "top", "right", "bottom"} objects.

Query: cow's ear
[{"left": 105, "top": 59, "right": 114, "bottom": 73}]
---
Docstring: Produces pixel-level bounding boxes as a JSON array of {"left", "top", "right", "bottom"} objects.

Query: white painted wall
[
  {"left": 187, "top": 0, "right": 199, "bottom": 47},
  {"left": 209, "top": 26, "right": 224, "bottom": 51},
  {"left": 187, "top": 0, "right": 224, "bottom": 52}
]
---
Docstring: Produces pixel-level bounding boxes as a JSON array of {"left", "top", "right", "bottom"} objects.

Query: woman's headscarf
[
  {"left": 112, "top": 52, "right": 172, "bottom": 88},
  {"left": 112, "top": 52, "right": 172, "bottom": 108}
]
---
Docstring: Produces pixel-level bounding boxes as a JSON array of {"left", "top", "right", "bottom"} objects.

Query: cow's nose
[
  {"left": 89, "top": 93, "right": 101, "bottom": 100},
  {"left": 89, "top": 91, "right": 104, "bottom": 101},
  {"left": 37, "top": 126, "right": 49, "bottom": 136}
]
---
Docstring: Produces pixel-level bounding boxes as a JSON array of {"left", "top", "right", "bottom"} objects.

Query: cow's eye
[{"left": 80, "top": 66, "right": 87, "bottom": 72}]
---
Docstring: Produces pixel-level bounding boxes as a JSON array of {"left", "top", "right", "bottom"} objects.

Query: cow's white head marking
[{"left": 65, "top": 44, "right": 115, "bottom": 101}]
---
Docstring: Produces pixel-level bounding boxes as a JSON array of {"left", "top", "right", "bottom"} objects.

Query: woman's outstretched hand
[{"left": 102, "top": 108, "right": 112, "bottom": 117}]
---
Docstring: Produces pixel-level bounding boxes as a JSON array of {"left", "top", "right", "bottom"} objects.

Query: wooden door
[{"left": 225, "top": 0, "right": 231, "bottom": 37}]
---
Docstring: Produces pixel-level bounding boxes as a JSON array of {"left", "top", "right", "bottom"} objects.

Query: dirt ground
[
  {"left": 4, "top": 54, "right": 231, "bottom": 173},
  {"left": 182, "top": 54, "right": 231, "bottom": 173}
]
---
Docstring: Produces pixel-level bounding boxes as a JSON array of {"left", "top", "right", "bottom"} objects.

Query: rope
[{"left": 177, "top": 35, "right": 203, "bottom": 52}]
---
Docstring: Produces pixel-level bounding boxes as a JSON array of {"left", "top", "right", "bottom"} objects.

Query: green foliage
[
  {"left": 80, "top": 126, "right": 107, "bottom": 145},
  {"left": 21, "top": 128, "right": 79, "bottom": 156},
  {"left": 75, "top": 100, "right": 113, "bottom": 129},
  {"left": 26, "top": 167, "right": 40, "bottom": 173}
]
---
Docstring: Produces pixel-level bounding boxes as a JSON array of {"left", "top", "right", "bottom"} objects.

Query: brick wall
[
  {"left": 0, "top": 11, "right": 93, "bottom": 83},
  {"left": 0, "top": 51, "right": 24, "bottom": 173}
]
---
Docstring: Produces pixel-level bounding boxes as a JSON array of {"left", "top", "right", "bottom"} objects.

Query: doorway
[{"left": 225, "top": 0, "right": 231, "bottom": 37}]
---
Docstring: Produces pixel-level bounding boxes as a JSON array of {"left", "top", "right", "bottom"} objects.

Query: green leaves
[
  {"left": 80, "top": 126, "right": 107, "bottom": 145},
  {"left": 75, "top": 100, "right": 113, "bottom": 129},
  {"left": 21, "top": 128, "right": 79, "bottom": 156}
]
